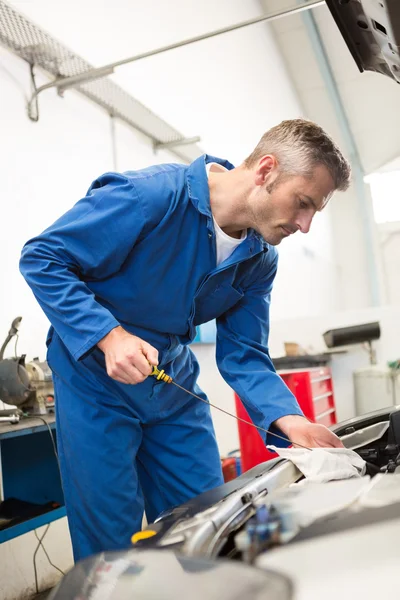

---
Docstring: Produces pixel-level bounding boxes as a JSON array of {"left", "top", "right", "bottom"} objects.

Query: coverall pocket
[
  {"left": 46, "top": 337, "right": 55, "bottom": 372},
  {"left": 194, "top": 284, "right": 243, "bottom": 325}
]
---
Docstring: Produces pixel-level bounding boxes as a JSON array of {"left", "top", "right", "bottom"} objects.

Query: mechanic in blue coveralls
[{"left": 20, "top": 119, "right": 351, "bottom": 562}]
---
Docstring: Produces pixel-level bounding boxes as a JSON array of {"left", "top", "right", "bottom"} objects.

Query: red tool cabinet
[{"left": 235, "top": 367, "right": 337, "bottom": 472}]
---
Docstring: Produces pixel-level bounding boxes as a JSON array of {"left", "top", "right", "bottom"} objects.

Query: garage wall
[
  {"left": 0, "top": 47, "right": 177, "bottom": 600},
  {"left": 0, "top": 46, "right": 175, "bottom": 364},
  {"left": 311, "top": 5, "right": 400, "bottom": 177},
  {"left": 269, "top": 304, "right": 400, "bottom": 423},
  {"left": 377, "top": 222, "right": 400, "bottom": 306},
  {"left": 4, "top": 0, "right": 344, "bottom": 333},
  {"left": 261, "top": 0, "right": 394, "bottom": 311},
  {"left": 1, "top": 1, "right": 341, "bottom": 448},
  {"left": 1, "top": 0, "right": 396, "bottom": 594},
  {"left": 0, "top": 1, "right": 343, "bottom": 596}
]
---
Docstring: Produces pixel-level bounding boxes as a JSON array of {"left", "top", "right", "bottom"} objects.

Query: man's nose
[{"left": 296, "top": 213, "right": 314, "bottom": 234}]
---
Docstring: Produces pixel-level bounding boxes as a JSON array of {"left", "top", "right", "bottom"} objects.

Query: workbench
[{"left": 0, "top": 415, "right": 65, "bottom": 543}]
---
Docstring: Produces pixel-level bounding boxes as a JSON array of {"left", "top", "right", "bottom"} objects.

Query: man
[{"left": 20, "top": 119, "right": 350, "bottom": 562}]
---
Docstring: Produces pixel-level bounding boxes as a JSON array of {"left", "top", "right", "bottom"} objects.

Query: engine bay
[
  {"left": 140, "top": 406, "right": 400, "bottom": 568},
  {"left": 48, "top": 406, "right": 400, "bottom": 600},
  {"left": 213, "top": 407, "right": 400, "bottom": 564}
]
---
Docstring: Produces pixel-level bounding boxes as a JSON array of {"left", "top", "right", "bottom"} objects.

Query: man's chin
[
  {"left": 262, "top": 233, "right": 283, "bottom": 246},
  {"left": 257, "top": 227, "right": 285, "bottom": 246}
]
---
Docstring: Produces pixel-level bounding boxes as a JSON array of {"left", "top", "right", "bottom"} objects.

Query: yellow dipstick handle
[
  {"left": 131, "top": 529, "right": 157, "bottom": 544},
  {"left": 150, "top": 365, "right": 173, "bottom": 384}
]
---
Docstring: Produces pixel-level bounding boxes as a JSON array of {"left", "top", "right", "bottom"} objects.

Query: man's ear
[{"left": 254, "top": 155, "right": 278, "bottom": 186}]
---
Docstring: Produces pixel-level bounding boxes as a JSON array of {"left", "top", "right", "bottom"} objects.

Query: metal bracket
[
  {"left": 27, "top": 65, "right": 115, "bottom": 121},
  {"left": 0, "top": 1, "right": 204, "bottom": 162},
  {"left": 153, "top": 136, "right": 201, "bottom": 152},
  {"left": 25, "top": 0, "right": 324, "bottom": 122},
  {"left": 0, "top": 0, "right": 325, "bottom": 163}
]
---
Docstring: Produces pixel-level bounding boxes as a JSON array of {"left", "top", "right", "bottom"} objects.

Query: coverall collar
[
  {"left": 186, "top": 154, "right": 235, "bottom": 219},
  {"left": 186, "top": 154, "right": 266, "bottom": 250}
]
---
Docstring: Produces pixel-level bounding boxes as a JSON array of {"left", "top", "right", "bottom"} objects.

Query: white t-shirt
[{"left": 206, "top": 162, "right": 247, "bottom": 265}]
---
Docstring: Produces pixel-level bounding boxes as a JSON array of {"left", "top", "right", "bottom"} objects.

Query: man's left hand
[{"left": 274, "top": 414, "right": 343, "bottom": 448}]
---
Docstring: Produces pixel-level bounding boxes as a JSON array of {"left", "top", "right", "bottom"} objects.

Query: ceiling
[{"left": 261, "top": 0, "right": 400, "bottom": 175}]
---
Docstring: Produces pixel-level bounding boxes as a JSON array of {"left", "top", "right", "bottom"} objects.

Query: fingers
[
  {"left": 311, "top": 430, "right": 344, "bottom": 449},
  {"left": 329, "top": 435, "right": 344, "bottom": 449},
  {"left": 131, "top": 343, "right": 159, "bottom": 378},
  {"left": 318, "top": 427, "right": 343, "bottom": 448},
  {"left": 126, "top": 353, "right": 151, "bottom": 379},
  {"left": 289, "top": 423, "right": 343, "bottom": 449},
  {"left": 105, "top": 338, "right": 160, "bottom": 385},
  {"left": 109, "top": 372, "right": 134, "bottom": 385},
  {"left": 107, "top": 360, "right": 149, "bottom": 385},
  {"left": 142, "top": 342, "right": 159, "bottom": 367}
]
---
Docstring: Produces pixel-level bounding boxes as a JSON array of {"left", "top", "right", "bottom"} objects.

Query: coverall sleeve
[
  {"left": 216, "top": 253, "right": 304, "bottom": 446},
  {"left": 19, "top": 173, "right": 147, "bottom": 361}
]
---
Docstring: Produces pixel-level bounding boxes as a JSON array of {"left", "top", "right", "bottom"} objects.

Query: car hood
[{"left": 326, "top": 0, "right": 400, "bottom": 83}]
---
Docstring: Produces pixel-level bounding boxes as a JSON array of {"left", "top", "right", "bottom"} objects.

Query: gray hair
[{"left": 244, "top": 119, "right": 351, "bottom": 191}]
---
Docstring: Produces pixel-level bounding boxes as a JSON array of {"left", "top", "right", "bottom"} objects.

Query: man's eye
[{"left": 299, "top": 200, "right": 308, "bottom": 209}]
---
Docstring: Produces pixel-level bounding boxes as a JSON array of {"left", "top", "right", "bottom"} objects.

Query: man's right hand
[{"left": 97, "top": 326, "right": 159, "bottom": 385}]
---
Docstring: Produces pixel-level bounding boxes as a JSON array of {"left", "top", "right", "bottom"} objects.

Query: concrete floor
[{"left": 31, "top": 590, "right": 53, "bottom": 599}]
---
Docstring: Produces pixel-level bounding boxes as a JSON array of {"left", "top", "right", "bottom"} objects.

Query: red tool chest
[{"left": 235, "top": 366, "right": 337, "bottom": 472}]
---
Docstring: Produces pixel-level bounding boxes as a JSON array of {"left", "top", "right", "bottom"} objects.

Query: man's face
[{"left": 249, "top": 164, "right": 336, "bottom": 245}]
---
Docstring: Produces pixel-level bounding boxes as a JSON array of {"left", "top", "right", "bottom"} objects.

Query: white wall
[
  {"left": 269, "top": 305, "right": 400, "bottom": 423},
  {"left": 270, "top": 203, "right": 340, "bottom": 319},
  {"left": 0, "top": 1, "right": 332, "bottom": 596},
  {"left": 0, "top": 46, "right": 176, "bottom": 600},
  {"left": 1, "top": 2, "right": 398, "bottom": 594},
  {"left": 194, "top": 304, "right": 400, "bottom": 459},
  {"left": 0, "top": 0, "right": 344, "bottom": 361},
  {"left": 9, "top": 0, "right": 301, "bottom": 164},
  {"left": 377, "top": 222, "right": 400, "bottom": 307},
  {"left": 311, "top": 6, "right": 400, "bottom": 177},
  {"left": 193, "top": 344, "right": 239, "bottom": 457},
  {"left": 0, "top": 46, "right": 175, "bottom": 363},
  {"left": 0, "top": 519, "right": 73, "bottom": 600},
  {"left": 6, "top": 0, "right": 344, "bottom": 325},
  {"left": 261, "top": 0, "right": 388, "bottom": 311}
]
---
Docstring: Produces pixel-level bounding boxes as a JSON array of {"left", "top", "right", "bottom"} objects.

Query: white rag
[{"left": 267, "top": 445, "right": 366, "bottom": 484}]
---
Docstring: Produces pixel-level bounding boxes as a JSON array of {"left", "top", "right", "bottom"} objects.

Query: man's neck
[{"left": 208, "top": 164, "right": 252, "bottom": 238}]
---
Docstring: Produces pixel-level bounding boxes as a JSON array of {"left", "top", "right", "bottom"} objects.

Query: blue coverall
[{"left": 20, "top": 154, "right": 302, "bottom": 561}]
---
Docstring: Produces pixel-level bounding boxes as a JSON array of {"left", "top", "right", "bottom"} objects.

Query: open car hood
[{"left": 326, "top": 0, "right": 400, "bottom": 83}]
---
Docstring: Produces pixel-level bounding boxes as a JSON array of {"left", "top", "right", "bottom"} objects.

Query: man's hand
[
  {"left": 274, "top": 414, "right": 344, "bottom": 449},
  {"left": 97, "top": 326, "right": 159, "bottom": 385}
]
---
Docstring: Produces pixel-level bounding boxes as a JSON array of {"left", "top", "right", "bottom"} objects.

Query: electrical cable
[
  {"left": 22, "top": 414, "right": 66, "bottom": 588},
  {"left": 33, "top": 524, "right": 50, "bottom": 594},
  {"left": 22, "top": 415, "right": 60, "bottom": 471},
  {"left": 22, "top": 417, "right": 64, "bottom": 592},
  {"left": 34, "top": 528, "right": 65, "bottom": 577}
]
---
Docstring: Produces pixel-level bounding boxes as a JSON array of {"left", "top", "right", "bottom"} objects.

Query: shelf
[
  {"left": 0, "top": 506, "right": 66, "bottom": 543},
  {"left": 0, "top": 415, "right": 64, "bottom": 542},
  {"left": 0, "top": 415, "right": 55, "bottom": 440}
]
